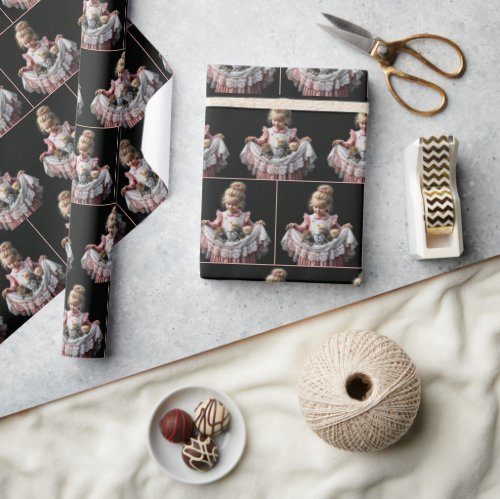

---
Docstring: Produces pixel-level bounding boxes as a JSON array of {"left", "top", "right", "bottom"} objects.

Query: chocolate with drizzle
[
  {"left": 194, "top": 398, "right": 231, "bottom": 436},
  {"left": 182, "top": 435, "right": 219, "bottom": 472},
  {"left": 159, "top": 408, "right": 193, "bottom": 443}
]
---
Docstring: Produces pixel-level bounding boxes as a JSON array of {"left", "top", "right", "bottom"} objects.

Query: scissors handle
[
  {"left": 371, "top": 34, "right": 466, "bottom": 116},
  {"left": 394, "top": 34, "right": 465, "bottom": 77},
  {"left": 371, "top": 34, "right": 466, "bottom": 77},
  {"left": 381, "top": 65, "right": 448, "bottom": 116}
]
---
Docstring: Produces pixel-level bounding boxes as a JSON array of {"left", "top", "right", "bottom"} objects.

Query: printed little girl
[
  {"left": 15, "top": 21, "right": 79, "bottom": 95},
  {"left": 58, "top": 190, "right": 71, "bottom": 226},
  {"left": 328, "top": 112, "right": 367, "bottom": 183},
  {"left": 72, "top": 130, "right": 113, "bottom": 205},
  {"left": 240, "top": 109, "right": 317, "bottom": 180},
  {"left": 203, "top": 125, "right": 230, "bottom": 177},
  {"left": 62, "top": 285, "right": 103, "bottom": 358},
  {"left": 265, "top": 268, "right": 288, "bottom": 282},
  {"left": 78, "top": 0, "right": 122, "bottom": 50},
  {"left": 58, "top": 190, "right": 73, "bottom": 268},
  {"left": 281, "top": 185, "right": 357, "bottom": 267},
  {"left": 81, "top": 207, "right": 125, "bottom": 283},
  {"left": 0, "top": 170, "right": 43, "bottom": 230},
  {"left": 286, "top": 67, "right": 362, "bottom": 97},
  {"left": 119, "top": 139, "right": 168, "bottom": 214},
  {"left": 37, "top": 106, "right": 75, "bottom": 179},
  {"left": 200, "top": 181, "right": 271, "bottom": 263},
  {"left": 91, "top": 52, "right": 160, "bottom": 128},
  {"left": 207, "top": 65, "right": 276, "bottom": 94},
  {"left": 0, "top": 86, "right": 22, "bottom": 138},
  {"left": 0, "top": 241, "right": 64, "bottom": 316}
]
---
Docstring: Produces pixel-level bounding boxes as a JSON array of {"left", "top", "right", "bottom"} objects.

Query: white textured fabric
[{"left": 0, "top": 257, "right": 500, "bottom": 498}]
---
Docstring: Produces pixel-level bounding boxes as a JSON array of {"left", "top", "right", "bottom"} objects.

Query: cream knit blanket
[{"left": 1, "top": 257, "right": 499, "bottom": 498}]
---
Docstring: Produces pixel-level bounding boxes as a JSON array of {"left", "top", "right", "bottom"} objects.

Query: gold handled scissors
[{"left": 319, "top": 13, "right": 466, "bottom": 116}]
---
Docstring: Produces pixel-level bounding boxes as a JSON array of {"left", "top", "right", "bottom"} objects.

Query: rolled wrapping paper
[
  {"left": 0, "top": 0, "right": 171, "bottom": 346},
  {"left": 62, "top": 0, "right": 172, "bottom": 357},
  {"left": 298, "top": 330, "right": 421, "bottom": 452}
]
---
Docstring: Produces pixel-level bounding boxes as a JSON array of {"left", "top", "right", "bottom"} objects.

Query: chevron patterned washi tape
[{"left": 420, "top": 135, "right": 455, "bottom": 235}]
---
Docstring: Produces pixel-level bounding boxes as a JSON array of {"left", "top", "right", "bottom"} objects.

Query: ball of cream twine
[{"left": 299, "top": 330, "right": 421, "bottom": 452}]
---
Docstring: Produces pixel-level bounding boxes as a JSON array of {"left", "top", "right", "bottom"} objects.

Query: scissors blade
[{"left": 320, "top": 13, "right": 376, "bottom": 55}]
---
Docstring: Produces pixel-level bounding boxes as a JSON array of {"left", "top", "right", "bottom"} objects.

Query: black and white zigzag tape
[{"left": 421, "top": 136, "right": 455, "bottom": 231}]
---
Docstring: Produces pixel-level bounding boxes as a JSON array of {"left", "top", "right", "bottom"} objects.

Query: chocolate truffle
[
  {"left": 182, "top": 435, "right": 219, "bottom": 472},
  {"left": 159, "top": 409, "right": 194, "bottom": 443},
  {"left": 194, "top": 398, "right": 231, "bottom": 436}
]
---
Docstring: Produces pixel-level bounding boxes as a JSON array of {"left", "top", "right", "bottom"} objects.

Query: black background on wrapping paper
[
  {"left": 204, "top": 106, "right": 364, "bottom": 182},
  {"left": 64, "top": 201, "right": 107, "bottom": 356},
  {"left": 67, "top": 200, "right": 134, "bottom": 291},
  {"left": 1, "top": 85, "right": 76, "bottom": 263},
  {"left": 0, "top": 0, "right": 80, "bottom": 342},
  {"left": 117, "top": 125, "right": 170, "bottom": 227},
  {"left": 280, "top": 68, "right": 368, "bottom": 102},
  {"left": 125, "top": 24, "right": 171, "bottom": 83},
  {"left": 0, "top": 0, "right": 41, "bottom": 21},
  {"left": 0, "top": 7, "right": 11, "bottom": 27},
  {"left": 0, "top": 0, "right": 81, "bottom": 108},
  {"left": 202, "top": 67, "right": 367, "bottom": 284},
  {"left": 200, "top": 263, "right": 361, "bottom": 284},
  {"left": 64, "top": 202, "right": 133, "bottom": 358},
  {"left": 77, "top": 28, "right": 170, "bottom": 129},
  {"left": 77, "top": 49, "right": 125, "bottom": 128},
  {"left": 75, "top": 22, "right": 172, "bottom": 226},
  {"left": 65, "top": 70, "right": 80, "bottom": 96},
  {"left": 74, "top": 125, "right": 120, "bottom": 204},
  {"left": 275, "top": 181, "right": 363, "bottom": 268},
  {"left": 60, "top": 15, "right": 172, "bottom": 355},
  {"left": 0, "top": 0, "right": 173, "bottom": 345},
  {"left": 0, "top": 220, "right": 64, "bottom": 334},
  {"left": 200, "top": 178, "right": 276, "bottom": 265},
  {"left": 115, "top": 27, "right": 171, "bottom": 226},
  {"left": 117, "top": 120, "right": 148, "bottom": 226}
]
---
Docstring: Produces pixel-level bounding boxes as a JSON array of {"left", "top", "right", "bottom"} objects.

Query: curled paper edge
[{"left": 140, "top": 77, "right": 173, "bottom": 189}]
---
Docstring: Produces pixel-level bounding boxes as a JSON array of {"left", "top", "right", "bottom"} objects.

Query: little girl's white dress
[
  {"left": 0, "top": 172, "right": 43, "bottom": 230},
  {"left": 122, "top": 158, "right": 168, "bottom": 214},
  {"left": 71, "top": 154, "right": 113, "bottom": 205},
  {"left": 20, "top": 35, "right": 79, "bottom": 95},
  {"left": 41, "top": 122, "right": 75, "bottom": 179},
  {"left": 207, "top": 65, "right": 276, "bottom": 94},
  {"left": 4, "top": 257, "right": 64, "bottom": 316},
  {"left": 0, "top": 88, "right": 22, "bottom": 137},
  {"left": 90, "top": 68, "right": 161, "bottom": 128},
  {"left": 240, "top": 126, "right": 317, "bottom": 180},
  {"left": 201, "top": 209, "right": 271, "bottom": 264},
  {"left": 62, "top": 309, "right": 103, "bottom": 357},
  {"left": 80, "top": 1, "right": 122, "bottom": 50}
]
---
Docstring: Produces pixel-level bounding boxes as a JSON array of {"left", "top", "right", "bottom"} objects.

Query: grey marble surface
[{"left": 1, "top": 0, "right": 499, "bottom": 418}]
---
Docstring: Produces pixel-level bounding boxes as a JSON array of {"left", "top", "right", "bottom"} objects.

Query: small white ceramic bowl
[{"left": 147, "top": 385, "right": 246, "bottom": 484}]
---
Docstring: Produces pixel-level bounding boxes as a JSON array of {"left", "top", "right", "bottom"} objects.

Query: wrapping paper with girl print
[
  {"left": 0, "top": 0, "right": 172, "bottom": 351},
  {"left": 63, "top": 0, "right": 171, "bottom": 358},
  {"left": 201, "top": 66, "right": 367, "bottom": 284}
]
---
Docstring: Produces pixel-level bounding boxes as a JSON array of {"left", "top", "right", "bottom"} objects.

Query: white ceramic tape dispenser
[{"left": 404, "top": 135, "right": 463, "bottom": 259}]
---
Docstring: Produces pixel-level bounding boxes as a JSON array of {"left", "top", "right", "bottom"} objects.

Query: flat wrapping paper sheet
[
  {"left": 1, "top": 256, "right": 499, "bottom": 498},
  {"left": 0, "top": 0, "right": 172, "bottom": 356},
  {"left": 1, "top": 0, "right": 500, "bottom": 417}
]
